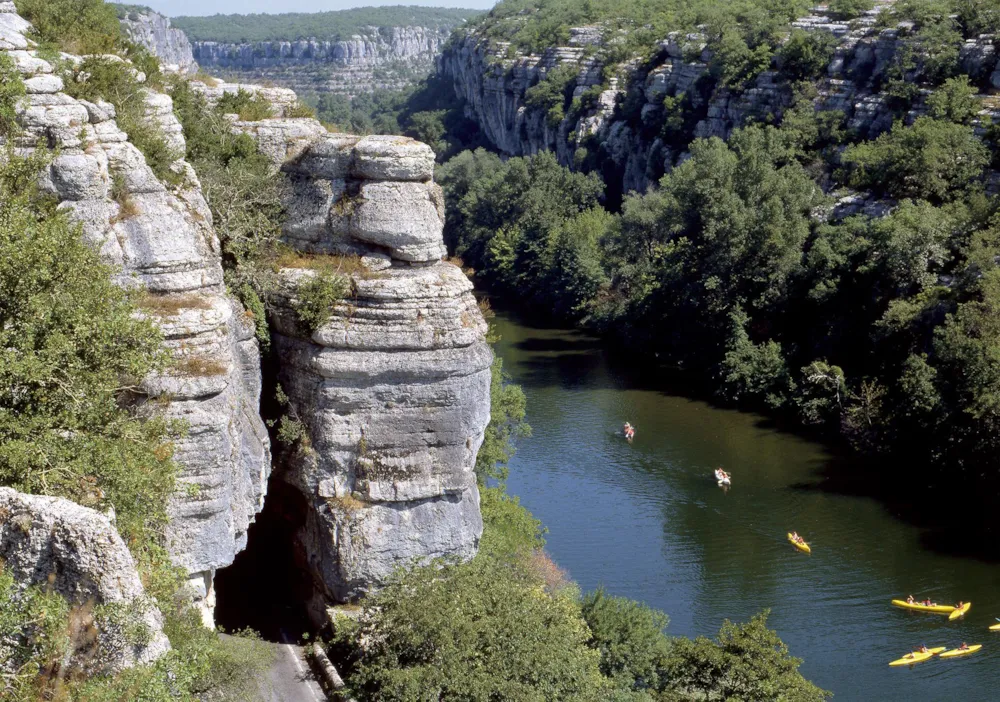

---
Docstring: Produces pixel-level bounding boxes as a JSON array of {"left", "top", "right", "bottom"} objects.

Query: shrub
[
  {"left": 295, "top": 272, "right": 350, "bottom": 333},
  {"left": 0, "top": 53, "right": 26, "bottom": 136},
  {"left": 62, "top": 57, "right": 180, "bottom": 185},
  {"left": 333, "top": 556, "right": 606, "bottom": 701},
  {"left": 828, "top": 0, "right": 875, "bottom": 19},
  {"left": 0, "top": 151, "right": 174, "bottom": 548},
  {"left": 15, "top": 0, "right": 123, "bottom": 54},
  {"left": 216, "top": 88, "right": 275, "bottom": 121}
]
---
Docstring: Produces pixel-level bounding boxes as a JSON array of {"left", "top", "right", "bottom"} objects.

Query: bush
[
  {"left": 0, "top": 151, "right": 174, "bottom": 548},
  {"left": 0, "top": 53, "right": 25, "bottom": 136},
  {"left": 217, "top": 88, "right": 275, "bottom": 121},
  {"left": 62, "top": 57, "right": 180, "bottom": 185},
  {"left": 828, "top": 0, "right": 875, "bottom": 19},
  {"left": 15, "top": 0, "right": 123, "bottom": 54},
  {"left": 295, "top": 272, "right": 350, "bottom": 333}
]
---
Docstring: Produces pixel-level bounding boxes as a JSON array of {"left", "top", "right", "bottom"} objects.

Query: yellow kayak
[
  {"left": 787, "top": 533, "right": 811, "bottom": 553},
  {"left": 891, "top": 600, "right": 955, "bottom": 614},
  {"left": 889, "top": 647, "right": 946, "bottom": 666},
  {"left": 989, "top": 622, "right": 1000, "bottom": 631},
  {"left": 940, "top": 644, "right": 981, "bottom": 658},
  {"left": 949, "top": 603, "right": 971, "bottom": 621}
]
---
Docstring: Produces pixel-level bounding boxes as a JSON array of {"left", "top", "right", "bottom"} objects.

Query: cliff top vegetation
[{"left": 172, "top": 5, "right": 483, "bottom": 43}]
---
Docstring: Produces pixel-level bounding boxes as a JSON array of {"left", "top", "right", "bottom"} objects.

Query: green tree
[
  {"left": 581, "top": 589, "right": 672, "bottom": 694},
  {"left": 666, "top": 611, "right": 830, "bottom": 701},
  {"left": 335, "top": 557, "right": 606, "bottom": 702},
  {"left": 841, "top": 117, "right": 989, "bottom": 202},
  {"left": 926, "top": 75, "right": 979, "bottom": 124},
  {"left": 475, "top": 357, "right": 531, "bottom": 484}
]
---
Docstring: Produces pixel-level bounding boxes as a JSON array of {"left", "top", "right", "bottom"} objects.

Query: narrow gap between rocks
[{"left": 214, "top": 346, "right": 317, "bottom": 643}]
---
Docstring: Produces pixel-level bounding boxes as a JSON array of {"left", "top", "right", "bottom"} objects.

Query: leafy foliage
[
  {"left": 15, "top": 0, "right": 123, "bottom": 54},
  {"left": 0, "top": 152, "right": 173, "bottom": 548},
  {"left": 840, "top": 117, "right": 989, "bottom": 202},
  {"left": 333, "top": 556, "right": 606, "bottom": 702},
  {"left": 666, "top": 611, "right": 830, "bottom": 701},
  {"left": 0, "top": 53, "right": 25, "bottom": 136}
]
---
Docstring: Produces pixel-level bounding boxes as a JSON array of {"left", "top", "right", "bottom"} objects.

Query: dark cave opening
[{"left": 213, "top": 477, "right": 317, "bottom": 643}]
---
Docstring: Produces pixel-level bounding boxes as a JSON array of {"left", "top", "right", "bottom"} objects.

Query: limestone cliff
[
  {"left": 1, "top": 1, "right": 270, "bottom": 626},
  {"left": 440, "top": 1, "right": 1000, "bottom": 194},
  {"left": 191, "top": 26, "right": 454, "bottom": 96},
  {"left": 119, "top": 7, "right": 198, "bottom": 75},
  {"left": 233, "top": 120, "right": 492, "bottom": 606}
]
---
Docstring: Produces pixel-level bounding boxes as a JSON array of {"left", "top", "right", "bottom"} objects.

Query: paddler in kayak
[
  {"left": 917, "top": 645, "right": 929, "bottom": 654},
  {"left": 906, "top": 595, "right": 916, "bottom": 604},
  {"left": 790, "top": 531, "right": 802, "bottom": 544},
  {"left": 959, "top": 642, "right": 969, "bottom": 651},
  {"left": 623, "top": 422, "right": 635, "bottom": 440}
]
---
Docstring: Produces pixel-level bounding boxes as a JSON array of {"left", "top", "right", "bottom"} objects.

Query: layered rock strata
[
  {"left": 0, "top": 488, "right": 170, "bottom": 672},
  {"left": 1, "top": 2, "right": 270, "bottom": 626},
  {"left": 191, "top": 26, "right": 456, "bottom": 95},
  {"left": 119, "top": 8, "right": 198, "bottom": 75},
  {"left": 440, "top": 0, "right": 1000, "bottom": 194},
  {"left": 236, "top": 122, "right": 491, "bottom": 606}
]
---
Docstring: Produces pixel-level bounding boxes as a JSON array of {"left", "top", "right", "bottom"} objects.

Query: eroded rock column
[{"left": 252, "top": 128, "right": 491, "bottom": 605}]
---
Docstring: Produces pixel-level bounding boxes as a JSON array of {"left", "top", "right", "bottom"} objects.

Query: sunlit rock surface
[{"left": 2, "top": 2, "right": 270, "bottom": 627}]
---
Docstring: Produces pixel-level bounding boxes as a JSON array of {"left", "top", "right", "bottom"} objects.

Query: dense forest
[
  {"left": 0, "top": 1, "right": 827, "bottom": 700},
  {"left": 352, "top": 0, "right": 1000, "bottom": 494},
  {"left": 171, "top": 6, "right": 481, "bottom": 43}
]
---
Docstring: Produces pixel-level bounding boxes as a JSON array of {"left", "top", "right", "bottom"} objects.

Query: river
[{"left": 492, "top": 310, "right": 1000, "bottom": 702}]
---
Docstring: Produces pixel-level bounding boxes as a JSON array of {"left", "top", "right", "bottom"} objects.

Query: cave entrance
[{"left": 213, "top": 477, "right": 317, "bottom": 643}]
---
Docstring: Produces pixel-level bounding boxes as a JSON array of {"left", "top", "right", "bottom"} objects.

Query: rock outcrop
[
  {"left": 191, "top": 26, "right": 455, "bottom": 95},
  {"left": 119, "top": 7, "right": 198, "bottom": 75},
  {"left": 0, "top": 488, "right": 170, "bottom": 672},
  {"left": 234, "top": 121, "right": 491, "bottom": 607},
  {"left": 2, "top": 2, "right": 270, "bottom": 626},
  {"left": 440, "top": 0, "right": 1000, "bottom": 195}
]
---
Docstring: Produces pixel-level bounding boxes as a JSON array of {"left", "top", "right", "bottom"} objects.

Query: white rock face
[
  {"left": 238, "top": 119, "right": 491, "bottom": 605},
  {"left": 0, "top": 488, "right": 171, "bottom": 672},
  {"left": 2, "top": 4, "right": 270, "bottom": 627},
  {"left": 440, "top": 1, "right": 996, "bottom": 194},
  {"left": 119, "top": 8, "right": 198, "bottom": 75}
]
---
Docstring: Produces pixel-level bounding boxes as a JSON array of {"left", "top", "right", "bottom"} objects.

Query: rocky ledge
[
  {"left": 119, "top": 7, "right": 198, "bottom": 75},
  {"left": 1, "top": 2, "right": 270, "bottom": 627},
  {"left": 237, "top": 122, "right": 492, "bottom": 608}
]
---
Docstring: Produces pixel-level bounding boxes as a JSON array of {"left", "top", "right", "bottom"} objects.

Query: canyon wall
[
  {"left": 3, "top": 1, "right": 270, "bottom": 626},
  {"left": 440, "top": 2, "right": 1000, "bottom": 195},
  {"left": 119, "top": 7, "right": 198, "bottom": 75},
  {"left": 192, "top": 26, "right": 455, "bottom": 96}
]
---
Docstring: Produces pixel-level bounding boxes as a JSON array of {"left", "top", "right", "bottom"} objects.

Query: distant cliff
[
  {"left": 118, "top": 6, "right": 198, "bottom": 74},
  {"left": 191, "top": 26, "right": 457, "bottom": 95}
]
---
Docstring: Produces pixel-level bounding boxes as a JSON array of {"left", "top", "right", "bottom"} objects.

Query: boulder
[{"left": 0, "top": 488, "right": 170, "bottom": 672}]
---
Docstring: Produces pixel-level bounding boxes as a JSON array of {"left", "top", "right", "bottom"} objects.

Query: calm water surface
[{"left": 493, "top": 310, "right": 1000, "bottom": 702}]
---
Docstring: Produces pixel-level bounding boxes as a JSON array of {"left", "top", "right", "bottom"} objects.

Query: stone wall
[{"left": 1, "top": 1, "right": 270, "bottom": 627}]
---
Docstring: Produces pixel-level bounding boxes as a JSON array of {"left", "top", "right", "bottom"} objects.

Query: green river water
[{"left": 492, "top": 310, "right": 1000, "bottom": 702}]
